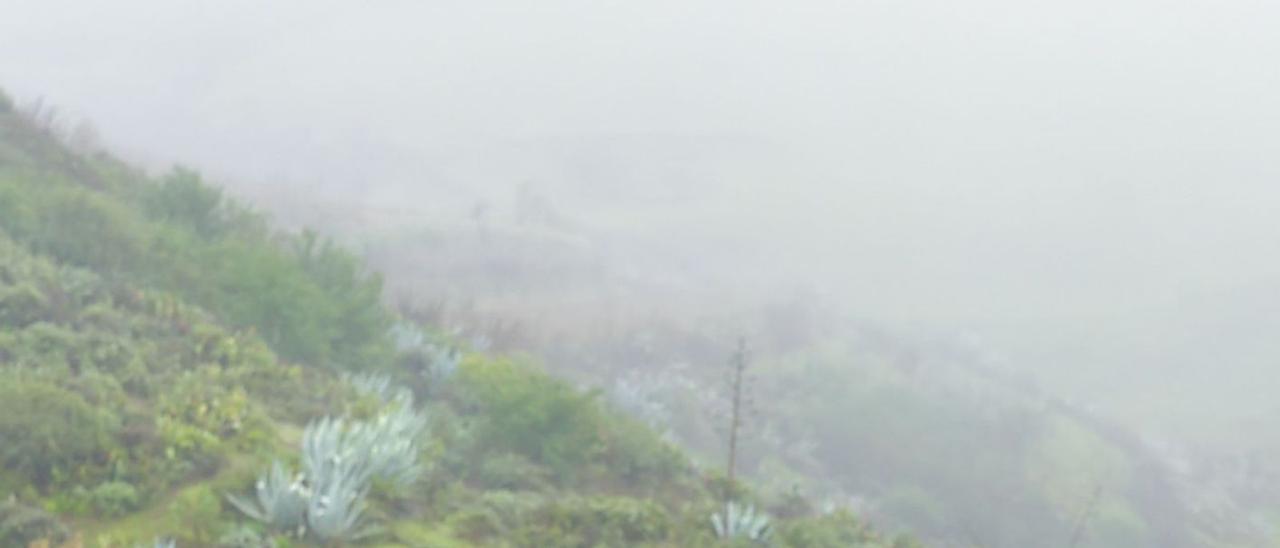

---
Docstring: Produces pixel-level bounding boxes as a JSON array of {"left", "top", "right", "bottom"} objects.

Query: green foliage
[
  {"left": 0, "top": 231, "right": 292, "bottom": 509},
  {"left": 597, "top": 413, "right": 692, "bottom": 494},
  {"left": 144, "top": 167, "right": 233, "bottom": 238},
  {"left": 231, "top": 403, "right": 428, "bottom": 542},
  {"left": 711, "top": 502, "right": 772, "bottom": 543},
  {"left": 156, "top": 365, "right": 275, "bottom": 471},
  {"left": 89, "top": 481, "right": 141, "bottom": 517},
  {"left": 290, "top": 230, "right": 392, "bottom": 370},
  {"left": 457, "top": 356, "right": 605, "bottom": 483},
  {"left": 0, "top": 147, "right": 394, "bottom": 372},
  {"left": 304, "top": 454, "right": 373, "bottom": 543},
  {"left": 445, "top": 491, "right": 673, "bottom": 547},
  {"left": 0, "top": 499, "right": 70, "bottom": 547},
  {"left": 386, "top": 521, "right": 471, "bottom": 548},
  {"left": 775, "top": 509, "right": 921, "bottom": 548},
  {"left": 0, "top": 105, "right": 919, "bottom": 547},
  {"left": 516, "top": 495, "right": 672, "bottom": 547},
  {"left": 0, "top": 375, "right": 118, "bottom": 491},
  {"left": 390, "top": 322, "right": 460, "bottom": 396},
  {"left": 227, "top": 460, "right": 308, "bottom": 533},
  {"left": 170, "top": 484, "right": 226, "bottom": 544},
  {"left": 14, "top": 184, "right": 146, "bottom": 274},
  {"left": 473, "top": 453, "right": 553, "bottom": 492}
]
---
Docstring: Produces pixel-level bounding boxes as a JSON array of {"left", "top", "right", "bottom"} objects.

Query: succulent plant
[
  {"left": 232, "top": 405, "right": 427, "bottom": 541},
  {"left": 344, "top": 372, "right": 412, "bottom": 405},
  {"left": 711, "top": 502, "right": 772, "bottom": 542},
  {"left": 421, "top": 342, "right": 460, "bottom": 385},
  {"left": 226, "top": 460, "right": 308, "bottom": 531}
]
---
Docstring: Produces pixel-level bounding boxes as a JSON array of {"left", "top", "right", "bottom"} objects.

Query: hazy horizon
[{"left": 6, "top": 0, "right": 1280, "bottom": 438}]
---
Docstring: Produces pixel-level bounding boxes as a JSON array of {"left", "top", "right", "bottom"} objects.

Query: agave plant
[
  {"left": 421, "top": 342, "right": 460, "bottom": 385},
  {"left": 226, "top": 460, "right": 308, "bottom": 531},
  {"left": 305, "top": 451, "right": 374, "bottom": 542},
  {"left": 231, "top": 397, "right": 428, "bottom": 541},
  {"left": 302, "top": 406, "right": 427, "bottom": 488},
  {"left": 301, "top": 417, "right": 371, "bottom": 488},
  {"left": 345, "top": 404, "right": 428, "bottom": 485},
  {"left": 389, "top": 322, "right": 426, "bottom": 352},
  {"left": 390, "top": 321, "right": 460, "bottom": 386},
  {"left": 344, "top": 372, "right": 412, "bottom": 405},
  {"left": 711, "top": 502, "right": 772, "bottom": 543}
]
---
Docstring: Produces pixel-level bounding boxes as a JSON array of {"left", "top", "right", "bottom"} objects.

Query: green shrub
[
  {"left": 457, "top": 357, "right": 605, "bottom": 484},
  {"left": 0, "top": 500, "right": 70, "bottom": 547},
  {"left": 25, "top": 186, "right": 145, "bottom": 274},
  {"left": 0, "top": 157, "right": 392, "bottom": 372},
  {"left": 445, "top": 492, "right": 673, "bottom": 547},
  {"left": 0, "top": 376, "right": 118, "bottom": 490},
  {"left": 775, "top": 509, "right": 922, "bottom": 548},
  {"left": 144, "top": 167, "right": 231, "bottom": 239},
  {"left": 388, "top": 521, "right": 471, "bottom": 548},
  {"left": 598, "top": 414, "right": 691, "bottom": 493},
  {"left": 170, "top": 484, "right": 225, "bottom": 544},
  {"left": 474, "top": 453, "right": 552, "bottom": 492},
  {"left": 89, "top": 481, "right": 139, "bottom": 517},
  {"left": 519, "top": 496, "right": 672, "bottom": 546},
  {"left": 156, "top": 367, "right": 274, "bottom": 472}
]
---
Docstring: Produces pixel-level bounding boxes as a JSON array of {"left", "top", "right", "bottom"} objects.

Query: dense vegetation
[{"left": 0, "top": 88, "right": 918, "bottom": 546}]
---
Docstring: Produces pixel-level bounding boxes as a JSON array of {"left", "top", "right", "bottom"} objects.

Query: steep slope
[{"left": 0, "top": 89, "right": 917, "bottom": 547}]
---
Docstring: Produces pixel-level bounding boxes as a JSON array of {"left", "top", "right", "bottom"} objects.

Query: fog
[{"left": 5, "top": 1, "right": 1280, "bottom": 542}]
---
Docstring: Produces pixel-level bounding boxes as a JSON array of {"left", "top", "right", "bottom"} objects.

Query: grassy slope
[{"left": 0, "top": 92, "right": 915, "bottom": 547}]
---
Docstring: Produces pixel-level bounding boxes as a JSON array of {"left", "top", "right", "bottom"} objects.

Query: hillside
[
  {"left": 245, "top": 131, "right": 1280, "bottom": 546},
  {"left": 0, "top": 89, "right": 921, "bottom": 547}
]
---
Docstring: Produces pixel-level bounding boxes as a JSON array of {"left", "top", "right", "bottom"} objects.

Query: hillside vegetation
[{"left": 0, "top": 90, "right": 917, "bottom": 547}]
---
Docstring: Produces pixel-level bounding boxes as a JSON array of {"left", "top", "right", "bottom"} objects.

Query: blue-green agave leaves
[{"left": 711, "top": 502, "right": 772, "bottom": 542}]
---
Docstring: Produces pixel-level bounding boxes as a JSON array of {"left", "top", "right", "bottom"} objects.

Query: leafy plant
[
  {"left": 89, "top": 481, "right": 140, "bottom": 517},
  {"left": 170, "top": 484, "right": 225, "bottom": 544},
  {"left": 227, "top": 461, "right": 308, "bottom": 533},
  {"left": 344, "top": 371, "right": 412, "bottom": 406},
  {"left": 303, "top": 452, "right": 372, "bottom": 543},
  {"left": 711, "top": 502, "right": 772, "bottom": 543},
  {"left": 0, "top": 499, "right": 70, "bottom": 547},
  {"left": 232, "top": 405, "right": 427, "bottom": 542},
  {"left": 457, "top": 357, "right": 605, "bottom": 483},
  {"left": 390, "top": 321, "right": 461, "bottom": 395},
  {"left": 0, "top": 375, "right": 118, "bottom": 490}
]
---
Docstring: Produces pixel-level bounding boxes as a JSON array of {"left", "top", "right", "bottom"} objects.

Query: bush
[
  {"left": 597, "top": 414, "right": 691, "bottom": 493},
  {"left": 457, "top": 357, "right": 604, "bottom": 484},
  {"left": 88, "top": 481, "right": 139, "bottom": 517},
  {"left": 445, "top": 492, "right": 673, "bottom": 547},
  {"left": 0, "top": 376, "right": 118, "bottom": 490},
  {"left": 0, "top": 500, "right": 70, "bottom": 547},
  {"left": 474, "top": 453, "right": 552, "bottom": 492},
  {"left": 775, "top": 509, "right": 922, "bottom": 548},
  {"left": 518, "top": 496, "right": 672, "bottom": 546},
  {"left": 170, "top": 484, "right": 225, "bottom": 544},
  {"left": 144, "top": 167, "right": 231, "bottom": 239},
  {"left": 156, "top": 367, "right": 273, "bottom": 472},
  {"left": 25, "top": 186, "right": 145, "bottom": 274}
]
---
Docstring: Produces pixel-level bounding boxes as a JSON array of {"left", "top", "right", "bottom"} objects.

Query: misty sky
[{"left": 5, "top": 1, "right": 1280, "bottom": 428}]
